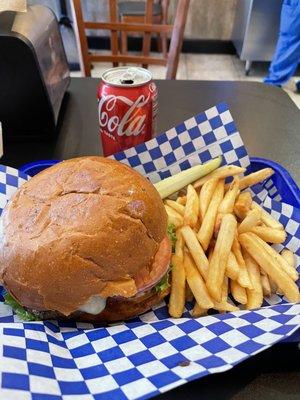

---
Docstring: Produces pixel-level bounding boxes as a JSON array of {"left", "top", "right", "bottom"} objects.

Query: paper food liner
[{"left": 0, "top": 103, "right": 299, "bottom": 400}]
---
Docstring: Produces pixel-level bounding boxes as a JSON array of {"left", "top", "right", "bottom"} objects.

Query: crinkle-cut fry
[
  {"left": 250, "top": 226, "right": 286, "bottom": 244},
  {"left": 251, "top": 202, "right": 284, "bottom": 230},
  {"left": 206, "top": 213, "right": 237, "bottom": 302},
  {"left": 193, "top": 165, "right": 245, "bottom": 189},
  {"left": 180, "top": 226, "right": 209, "bottom": 280},
  {"left": 177, "top": 196, "right": 187, "bottom": 205},
  {"left": 234, "top": 192, "right": 253, "bottom": 220},
  {"left": 238, "top": 208, "right": 261, "bottom": 234},
  {"left": 175, "top": 230, "right": 184, "bottom": 260},
  {"left": 232, "top": 237, "right": 253, "bottom": 289},
  {"left": 165, "top": 199, "right": 185, "bottom": 216},
  {"left": 218, "top": 176, "right": 240, "bottom": 214},
  {"left": 184, "top": 251, "right": 214, "bottom": 309},
  {"left": 238, "top": 168, "right": 274, "bottom": 190},
  {"left": 197, "top": 180, "right": 225, "bottom": 251},
  {"left": 226, "top": 252, "right": 240, "bottom": 280},
  {"left": 230, "top": 279, "right": 247, "bottom": 305},
  {"left": 165, "top": 205, "right": 183, "bottom": 228},
  {"left": 192, "top": 303, "right": 207, "bottom": 317},
  {"left": 168, "top": 255, "right": 186, "bottom": 318},
  {"left": 239, "top": 233, "right": 299, "bottom": 303},
  {"left": 185, "top": 282, "right": 194, "bottom": 302},
  {"left": 244, "top": 253, "right": 264, "bottom": 309},
  {"left": 249, "top": 233, "right": 298, "bottom": 281},
  {"left": 199, "top": 178, "right": 218, "bottom": 220},
  {"left": 260, "top": 274, "right": 271, "bottom": 297},
  {"left": 281, "top": 249, "right": 296, "bottom": 269},
  {"left": 184, "top": 184, "right": 199, "bottom": 227}
]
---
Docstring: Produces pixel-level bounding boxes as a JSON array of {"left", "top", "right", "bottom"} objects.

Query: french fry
[
  {"left": 232, "top": 237, "right": 252, "bottom": 289},
  {"left": 218, "top": 177, "right": 240, "bottom": 213},
  {"left": 165, "top": 199, "right": 185, "bottom": 216},
  {"left": 281, "top": 249, "right": 296, "bottom": 269},
  {"left": 251, "top": 202, "right": 284, "bottom": 230},
  {"left": 226, "top": 252, "right": 240, "bottom": 280},
  {"left": 185, "top": 282, "right": 194, "bottom": 302},
  {"left": 177, "top": 196, "right": 186, "bottom": 205},
  {"left": 206, "top": 213, "right": 237, "bottom": 301},
  {"left": 184, "top": 251, "right": 214, "bottom": 309},
  {"left": 250, "top": 226, "right": 286, "bottom": 244},
  {"left": 269, "top": 278, "right": 278, "bottom": 294},
  {"left": 199, "top": 178, "right": 218, "bottom": 219},
  {"left": 168, "top": 255, "right": 186, "bottom": 318},
  {"left": 234, "top": 192, "right": 252, "bottom": 220},
  {"left": 221, "top": 276, "right": 229, "bottom": 303},
  {"left": 197, "top": 180, "right": 225, "bottom": 251},
  {"left": 192, "top": 303, "right": 207, "bottom": 317},
  {"left": 213, "top": 277, "right": 239, "bottom": 313},
  {"left": 230, "top": 280, "right": 247, "bottom": 305},
  {"left": 214, "top": 300, "right": 239, "bottom": 313},
  {"left": 249, "top": 233, "right": 298, "bottom": 281},
  {"left": 180, "top": 226, "right": 209, "bottom": 280},
  {"left": 239, "top": 233, "right": 299, "bottom": 303},
  {"left": 261, "top": 274, "right": 272, "bottom": 297},
  {"left": 213, "top": 213, "right": 223, "bottom": 239},
  {"left": 164, "top": 205, "right": 183, "bottom": 228},
  {"left": 237, "top": 208, "right": 261, "bottom": 234},
  {"left": 175, "top": 230, "right": 184, "bottom": 260},
  {"left": 184, "top": 184, "right": 199, "bottom": 227},
  {"left": 194, "top": 165, "right": 245, "bottom": 189},
  {"left": 238, "top": 168, "right": 274, "bottom": 190},
  {"left": 244, "top": 253, "right": 263, "bottom": 309}
]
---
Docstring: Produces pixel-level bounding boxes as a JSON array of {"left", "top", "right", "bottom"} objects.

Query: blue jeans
[{"left": 264, "top": 0, "right": 300, "bottom": 86}]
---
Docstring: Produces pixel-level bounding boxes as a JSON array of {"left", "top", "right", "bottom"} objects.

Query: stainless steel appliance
[
  {"left": 0, "top": 4, "right": 70, "bottom": 140},
  {"left": 232, "top": 0, "right": 283, "bottom": 75}
]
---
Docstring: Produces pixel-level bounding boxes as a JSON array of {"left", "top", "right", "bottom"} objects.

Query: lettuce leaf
[
  {"left": 155, "top": 271, "right": 170, "bottom": 293},
  {"left": 167, "top": 223, "right": 177, "bottom": 253},
  {"left": 4, "top": 293, "right": 38, "bottom": 321}
]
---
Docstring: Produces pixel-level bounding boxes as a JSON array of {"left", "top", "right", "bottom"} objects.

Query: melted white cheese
[{"left": 78, "top": 296, "right": 106, "bottom": 315}]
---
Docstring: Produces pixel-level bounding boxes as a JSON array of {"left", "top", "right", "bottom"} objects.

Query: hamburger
[{"left": 0, "top": 157, "right": 173, "bottom": 322}]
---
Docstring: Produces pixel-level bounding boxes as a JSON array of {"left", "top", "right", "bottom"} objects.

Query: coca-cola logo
[{"left": 98, "top": 94, "right": 150, "bottom": 137}]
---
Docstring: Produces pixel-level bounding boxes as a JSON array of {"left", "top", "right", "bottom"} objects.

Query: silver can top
[{"left": 101, "top": 67, "right": 152, "bottom": 87}]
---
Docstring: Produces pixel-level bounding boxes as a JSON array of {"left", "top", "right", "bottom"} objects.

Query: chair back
[{"left": 71, "top": 0, "right": 190, "bottom": 79}]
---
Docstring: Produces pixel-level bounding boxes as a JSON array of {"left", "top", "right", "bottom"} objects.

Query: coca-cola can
[{"left": 97, "top": 67, "right": 158, "bottom": 156}]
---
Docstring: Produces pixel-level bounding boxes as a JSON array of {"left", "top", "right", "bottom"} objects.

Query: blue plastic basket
[
  {"left": 19, "top": 157, "right": 300, "bottom": 343},
  {"left": 19, "top": 157, "right": 300, "bottom": 206}
]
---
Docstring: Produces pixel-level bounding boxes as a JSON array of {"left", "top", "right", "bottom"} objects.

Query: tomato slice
[{"left": 134, "top": 236, "right": 172, "bottom": 292}]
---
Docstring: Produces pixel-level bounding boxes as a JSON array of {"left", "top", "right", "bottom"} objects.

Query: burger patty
[{"left": 27, "top": 286, "right": 170, "bottom": 323}]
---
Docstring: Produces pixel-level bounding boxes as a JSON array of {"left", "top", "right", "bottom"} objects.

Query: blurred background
[{"left": 20, "top": 0, "right": 300, "bottom": 108}]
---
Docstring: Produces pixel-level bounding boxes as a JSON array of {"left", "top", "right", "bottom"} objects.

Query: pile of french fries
[{"left": 165, "top": 165, "right": 300, "bottom": 318}]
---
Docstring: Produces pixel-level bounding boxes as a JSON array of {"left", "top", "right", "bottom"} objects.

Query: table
[
  {"left": 2, "top": 79, "right": 300, "bottom": 184},
  {"left": 1, "top": 79, "right": 300, "bottom": 399}
]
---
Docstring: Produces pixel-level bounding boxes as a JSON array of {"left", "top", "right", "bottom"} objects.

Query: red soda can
[{"left": 97, "top": 67, "right": 158, "bottom": 156}]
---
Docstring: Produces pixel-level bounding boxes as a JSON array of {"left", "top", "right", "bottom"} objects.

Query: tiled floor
[{"left": 71, "top": 54, "right": 300, "bottom": 109}]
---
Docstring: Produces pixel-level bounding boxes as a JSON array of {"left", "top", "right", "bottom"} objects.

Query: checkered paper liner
[{"left": 0, "top": 103, "right": 299, "bottom": 400}]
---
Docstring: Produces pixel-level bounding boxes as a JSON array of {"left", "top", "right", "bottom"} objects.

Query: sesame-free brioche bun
[{"left": 0, "top": 157, "right": 170, "bottom": 320}]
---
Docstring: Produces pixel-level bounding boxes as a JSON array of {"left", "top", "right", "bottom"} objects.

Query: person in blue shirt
[{"left": 264, "top": 0, "right": 300, "bottom": 89}]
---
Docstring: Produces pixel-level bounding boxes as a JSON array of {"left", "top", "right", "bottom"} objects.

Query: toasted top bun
[{"left": 0, "top": 157, "right": 167, "bottom": 315}]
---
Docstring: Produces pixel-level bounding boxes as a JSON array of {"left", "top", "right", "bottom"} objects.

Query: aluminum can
[{"left": 98, "top": 67, "right": 158, "bottom": 156}]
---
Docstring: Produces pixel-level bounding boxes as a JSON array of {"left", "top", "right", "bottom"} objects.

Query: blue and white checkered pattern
[{"left": 0, "top": 103, "right": 299, "bottom": 400}]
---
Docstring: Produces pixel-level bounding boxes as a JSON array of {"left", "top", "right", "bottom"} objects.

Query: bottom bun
[{"left": 28, "top": 288, "right": 170, "bottom": 324}]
